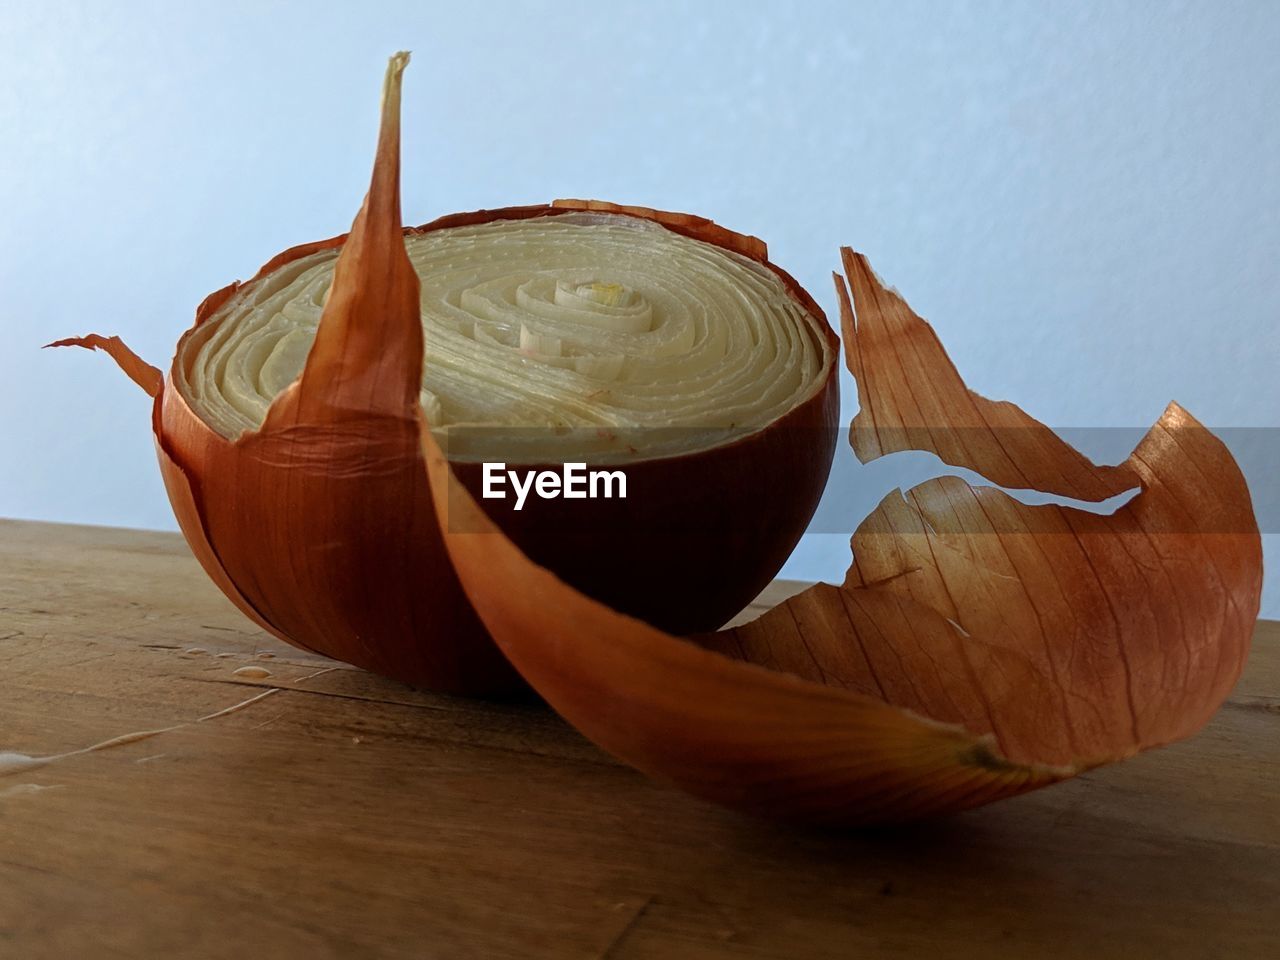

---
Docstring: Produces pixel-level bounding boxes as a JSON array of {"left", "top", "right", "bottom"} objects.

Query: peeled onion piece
[
  {"left": 422, "top": 252, "right": 1262, "bottom": 823},
  {"left": 51, "top": 53, "right": 839, "bottom": 693}
]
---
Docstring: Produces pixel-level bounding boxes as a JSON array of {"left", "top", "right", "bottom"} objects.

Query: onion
[
  {"left": 53, "top": 52, "right": 1260, "bottom": 824},
  {"left": 52, "top": 53, "right": 839, "bottom": 693}
]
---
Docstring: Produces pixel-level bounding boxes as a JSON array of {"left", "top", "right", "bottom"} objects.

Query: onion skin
[
  {"left": 449, "top": 393, "right": 837, "bottom": 636},
  {"left": 55, "top": 56, "right": 838, "bottom": 692},
  {"left": 422, "top": 409, "right": 1068, "bottom": 824},
  {"left": 155, "top": 53, "right": 525, "bottom": 693},
  {"left": 420, "top": 249, "right": 1261, "bottom": 823}
]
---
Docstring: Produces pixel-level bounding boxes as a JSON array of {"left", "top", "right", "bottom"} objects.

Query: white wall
[{"left": 2, "top": 1, "right": 1276, "bottom": 612}]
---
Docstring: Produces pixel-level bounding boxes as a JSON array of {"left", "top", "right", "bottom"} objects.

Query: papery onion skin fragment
[
  {"left": 44, "top": 334, "right": 163, "bottom": 397},
  {"left": 422, "top": 247, "right": 1262, "bottom": 822},
  {"left": 157, "top": 52, "right": 522, "bottom": 692},
  {"left": 53, "top": 54, "right": 840, "bottom": 690},
  {"left": 421, "top": 408, "right": 1070, "bottom": 823}
]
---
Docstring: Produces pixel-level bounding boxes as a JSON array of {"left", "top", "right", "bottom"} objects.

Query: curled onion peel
[
  {"left": 51, "top": 53, "right": 839, "bottom": 691},
  {"left": 423, "top": 256, "right": 1262, "bottom": 822}
]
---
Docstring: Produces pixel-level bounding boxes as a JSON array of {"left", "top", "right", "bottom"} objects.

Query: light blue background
[{"left": 2, "top": 1, "right": 1276, "bottom": 612}]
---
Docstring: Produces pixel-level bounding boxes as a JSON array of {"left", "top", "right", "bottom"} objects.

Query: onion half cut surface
[{"left": 177, "top": 211, "right": 834, "bottom": 465}]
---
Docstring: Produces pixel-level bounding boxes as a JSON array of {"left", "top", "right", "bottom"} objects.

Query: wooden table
[{"left": 1, "top": 519, "right": 1276, "bottom": 959}]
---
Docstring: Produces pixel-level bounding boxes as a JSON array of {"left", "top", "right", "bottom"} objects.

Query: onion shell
[{"left": 420, "top": 251, "right": 1262, "bottom": 821}]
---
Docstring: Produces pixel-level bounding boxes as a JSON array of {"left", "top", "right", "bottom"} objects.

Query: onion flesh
[{"left": 178, "top": 214, "right": 834, "bottom": 463}]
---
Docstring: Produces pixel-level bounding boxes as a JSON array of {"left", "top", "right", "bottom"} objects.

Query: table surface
[{"left": 1, "top": 518, "right": 1277, "bottom": 959}]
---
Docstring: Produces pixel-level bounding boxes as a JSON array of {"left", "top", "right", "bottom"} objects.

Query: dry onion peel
[
  {"left": 422, "top": 256, "right": 1261, "bottom": 822},
  {"left": 423, "top": 423, "right": 1068, "bottom": 823},
  {"left": 838, "top": 249, "right": 1136, "bottom": 500},
  {"left": 55, "top": 53, "right": 515, "bottom": 690},
  {"left": 44, "top": 333, "right": 162, "bottom": 398},
  {"left": 50, "top": 53, "right": 839, "bottom": 690}
]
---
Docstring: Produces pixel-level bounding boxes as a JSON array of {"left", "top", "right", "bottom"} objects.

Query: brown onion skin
[
  {"left": 157, "top": 201, "right": 839, "bottom": 693},
  {"left": 449, "top": 373, "right": 839, "bottom": 637}
]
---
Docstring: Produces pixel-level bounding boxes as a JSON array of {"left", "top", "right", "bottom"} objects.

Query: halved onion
[
  {"left": 52, "top": 53, "right": 839, "bottom": 692},
  {"left": 52, "top": 51, "right": 1260, "bottom": 825}
]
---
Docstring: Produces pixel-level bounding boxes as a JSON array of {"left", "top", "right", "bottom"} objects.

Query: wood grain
[{"left": 1, "top": 518, "right": 1276, "bottom": 959}]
